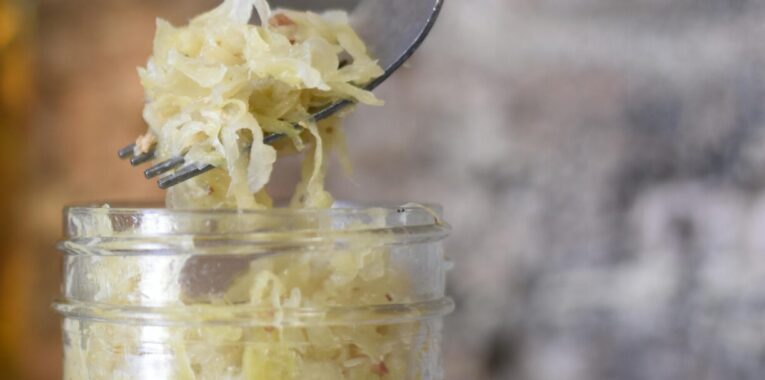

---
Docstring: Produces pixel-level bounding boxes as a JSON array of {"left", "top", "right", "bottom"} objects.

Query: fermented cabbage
[
  {"left": 136, "top": 0, "right": 383, "bottom": 209},
  {"left": 63, "top": 241, "right": 425, "bottom": 380}
]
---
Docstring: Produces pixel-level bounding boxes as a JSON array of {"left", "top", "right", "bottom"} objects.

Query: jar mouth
[
  {"left": 61, "top": 202, "right": 450, "bottom": 255},
  {"left": 65, "top": 201, "right": 443, "bottom": 217}
]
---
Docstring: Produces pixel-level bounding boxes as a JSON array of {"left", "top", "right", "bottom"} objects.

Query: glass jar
[{"left": 55, "top": 204, "right": 453, "bottom": 379}]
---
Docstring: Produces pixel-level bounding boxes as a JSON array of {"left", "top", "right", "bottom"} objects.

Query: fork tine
[
  {"left": 154, "top": 132, "right": 285, "bottom": 188},
  {"left": 130, "top": 150, "right": 156, "bottom": 166},
  {"left": 263, "top": 133, "right": 287, "bottom": 145},
  {"left": 123, "top": 130, "right": 293, "bottom": 188},
  {"left": 157, "top": 164, "right": 215, "bottom": 189},
  {"left": 118, "top": 144, "right": 136, "bottom": 159},
  {"left": 145, "top": 156, "right": 185, "bottom": 179}
]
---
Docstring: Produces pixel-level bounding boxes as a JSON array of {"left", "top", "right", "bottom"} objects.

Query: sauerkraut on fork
[{"left": 136, "top": 0, "right": 383, "bottom": 209}]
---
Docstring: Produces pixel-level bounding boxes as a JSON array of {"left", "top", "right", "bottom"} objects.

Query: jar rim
[
  {"left": 61, "top": 202, "right": 450, "bottom": 254},
  {"left": 65, "top": 201, "right": 443, "bottom": 217}
]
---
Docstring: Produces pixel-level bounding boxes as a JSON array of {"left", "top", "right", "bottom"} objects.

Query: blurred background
[{"left": 3, "top": 0, "right": 765, "bottom": 379}]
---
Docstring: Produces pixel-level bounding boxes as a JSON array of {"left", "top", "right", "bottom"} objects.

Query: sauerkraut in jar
[{"left": 56, "top": 205, "right": 453, "bottom": 379}]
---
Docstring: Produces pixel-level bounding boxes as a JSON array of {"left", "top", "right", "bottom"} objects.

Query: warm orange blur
[{"left": 0, "top": 0, "right": 36, "bottom": 378}]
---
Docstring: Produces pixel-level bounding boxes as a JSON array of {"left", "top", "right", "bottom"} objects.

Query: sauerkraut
[
  {"left": 62, "top": 241, "right": 430, "bottom": 380},
  {"left": 136, "top": 0, "right": 383, "bottom": 209}
]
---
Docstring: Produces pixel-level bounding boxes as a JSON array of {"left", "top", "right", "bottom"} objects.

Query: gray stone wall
[{"left": 329, "top": 1, "right": 765, "bottom": 379}]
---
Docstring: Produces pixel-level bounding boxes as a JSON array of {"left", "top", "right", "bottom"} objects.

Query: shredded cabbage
[
  {"left": 137, "top": 0, "right": 383, "bottom": 209},
  {"left": 62, "top": 219, "right": 430, "bottom": 380}
]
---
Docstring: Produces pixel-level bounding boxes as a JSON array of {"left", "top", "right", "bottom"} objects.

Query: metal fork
[{"left": 118, "top": 0, "right": 444, "bottom": 189}]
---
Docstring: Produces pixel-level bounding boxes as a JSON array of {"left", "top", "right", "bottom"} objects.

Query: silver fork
[{"left": 119, "top": 0, "right": 444, "bottom": 189}]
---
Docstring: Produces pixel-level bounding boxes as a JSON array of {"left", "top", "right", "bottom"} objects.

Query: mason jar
[{"left": 55, "top": 204, "right": 453, "bottom": 379}]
